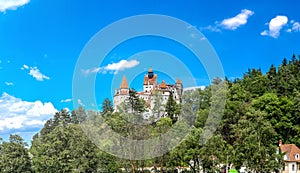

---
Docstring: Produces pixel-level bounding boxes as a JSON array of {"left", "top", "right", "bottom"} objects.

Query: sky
[{"left": 0, "top": 0, "right": 300, "bottom": 144}]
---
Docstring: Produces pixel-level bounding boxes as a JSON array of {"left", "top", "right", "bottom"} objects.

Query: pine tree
[
  {"left": 128, "top": 89, "right": 146, "bottom": 113},
  {"left": 165, "top": 92, "right": 177, "bottom": 122},
  {"left": 101, "top": 97, "right": 114, "bottom": 115}
]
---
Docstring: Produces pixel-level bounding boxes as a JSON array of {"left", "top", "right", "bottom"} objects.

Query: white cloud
[
  {"left": 5, "top": 82, "right": 14, "bottom": 86},
  {"left": 23, "top": 64, "right": 29, "bottom": 69},
  {"left": 220, "top": 9, "right": 254, "bottom": 30},
  {"left": 199, "top": 25, "right": 221, "bottom": 32},
  {"left": 261, "top": 15, "right": 288, "bottom": 38},
  {"left": 0, "top": 92, "right": 58, "bottom": 132},
  {"left": 82, "top": 59, "right": 140, "bottom": 75},
  {"left": 200, "top": 9, "right": 253, "bottom": 32},
  {"left": 291, "top": 22, "right": 300, "bottom": 32},
  {"left": 60, "top": 98, "right": 72, "bottom": 103},
  {"left": 21, "top": 64, "right": 50, "bottom": 81},
  {"left": 183, "top": 86, "right": 206, "bottom": 92},
  {"left": 0, "top": 0, "right": 29, "bottom": 12},
  {"left": 29, "top": 67, "right": 50, "bottom": 81},
  {"left": 104, "top": 59, "right": 139, "bottom": 71},
  {"left": 25, "top": 119, "right": 45, "bottom": 126},
  {"left": 286, "top": 20, "right": 300, "bottom": 33},
  {"left": 77, "top": 99, "right": 84, "bottom": 106}
]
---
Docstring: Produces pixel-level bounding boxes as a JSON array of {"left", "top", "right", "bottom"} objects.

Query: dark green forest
[{"left": 1, "top": 54, "right": 300, "bottom": 173}]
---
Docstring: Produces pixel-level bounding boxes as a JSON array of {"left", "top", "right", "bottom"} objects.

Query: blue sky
[{"left": 0, "top": 0, "right": 300, "bottom": 143}]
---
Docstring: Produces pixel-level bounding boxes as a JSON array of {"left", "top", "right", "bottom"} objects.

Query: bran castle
[{"left": 113, "top": 68, "right": 183, "bottom": 119}]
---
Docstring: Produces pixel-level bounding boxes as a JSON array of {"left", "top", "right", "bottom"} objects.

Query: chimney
[{"left": 279, "top": 140, "right": 283, "bottom": 146}]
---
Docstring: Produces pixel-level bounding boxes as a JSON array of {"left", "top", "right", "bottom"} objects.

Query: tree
[
  {"left": 266, "top": 64, "right": 277, "bottom": 91},
  {"left": 0, "top": 135, "right": 32, "bottom": 173},
  {"left": 101, "top": 98, "right": 113, "bottom": 116},
  {"left": 40, "top": 109, "right": 72, "bottom": 136},
  {"left": 31, "top": 109, "right": 120, "bottom": 173},
  {"left": 233, "top": 109, "right": 283, "bottom": 173},
  {"left": 169, "top": 127, "right": 203, "bottom": 173},
  {"left": 251, "top": 93, "right": 294, "bottom": 143},
  {"left": 152, "top": 117, "right": 173, "bottom": 172},
  {"left": 152, "top": 90, "right": 165, "bottom": 121},
  {"left": 128, "top": 89, "right": 146, "bottom": 114},
  {"left": 165, "top": 92, "right": 177, "bottom": 123},
  {"left": 199, "top": 134, "right": 228, "bottom": 173}
]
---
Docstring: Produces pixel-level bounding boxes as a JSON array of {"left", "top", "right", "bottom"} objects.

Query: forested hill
[
  {"left": 0, "top": 54, "right": 299, "bottom": 173},
  {"left": 222, "top": 54, "right": 300, "bottom": 146}
]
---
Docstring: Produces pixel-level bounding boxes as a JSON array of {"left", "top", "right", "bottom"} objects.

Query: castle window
[
  {"left": 292, "top": 164, "right": 295, "bottom": 171},
  {"left": 296, "top": 154, "right": 300, "bottom": 160}
]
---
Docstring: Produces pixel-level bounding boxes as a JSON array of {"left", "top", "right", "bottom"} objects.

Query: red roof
[
  {"left": 160, "top": 80, "right": 167, "bottom": 89},
  {"left": 120, "top": 76, "right": 128, "bottom": 89},
  {"left": 144, "top": 74, "right": 157, "bottom": 85},
  {"left": 280, "top": 143, "right": 300, "bottom": 162}
]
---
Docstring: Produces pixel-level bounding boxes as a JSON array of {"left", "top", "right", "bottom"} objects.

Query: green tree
[
  {"left": 152, "top": 90, "right": 165, "bottom": 121},
  {"left": 266, "top": 64, "right": 277, "bottom": 92},
  {"left": 166, "top": 92, "right": 179, "bottom": 123},
  {"left": 101, "top": 98, "right": 114, "bottom": 116},
  {"left": 31, "top": 109, "right": 120, "bottom": 173},
  {"left": 233, "top": 109, "right": 283, "bottom": 173},
  {"left": 128, "top": 89, "right": 146, "bottom": 114},
  {"left": 0, "top": 135, "right": 32, "bottom": 173},
  {"left": 251, "top": 93, "right": 294, "bottom": 143},
  {"left": 200, "top": 134, "right": 228, "bottom": 173}
]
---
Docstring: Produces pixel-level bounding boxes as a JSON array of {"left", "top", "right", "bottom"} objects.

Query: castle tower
[
  {"left": 120, "top": 76, "right": 129, "bottom": 95},
  {"left": 113, "top": 76, "right": 129, "bottom": 111},
  {"left": 148, "top": 67, "right": 154, "bottom": 79},
  {"left": 175, "top": 79, "right": 183, "bottom": 96},
  {"left": 143, "top": 68, "right": 157, "bottom": 93}
]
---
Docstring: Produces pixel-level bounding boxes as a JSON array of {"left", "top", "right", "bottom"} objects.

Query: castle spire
[
  {"left": 160, "top": 80, "right": 167, "bottom": 88},
  {"left": 120, "top": 76, "right": 128, "bottom": 89}
]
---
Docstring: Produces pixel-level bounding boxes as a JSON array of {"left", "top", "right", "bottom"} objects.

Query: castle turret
[
  {"left": 113, "top": 75, "right": 129, "bottom": 111},
  {"left": 175, "top": 79, "right": 183, "bottom": 96},
  {"left": 143, "top": 68, "right": 157, "bottom": 93},
  {"left": 120, "top": 76, "right": 129, "bottom": 95},
  {"left": 148, "top": 68, "right": 154, "bottom": 79}
]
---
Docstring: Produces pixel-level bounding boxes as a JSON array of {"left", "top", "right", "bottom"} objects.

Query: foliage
[
  {"left": 101, "top": 97, "right": 114, "bottom": 116},
  {"left": 0, "top": 135, "right": 32, "bottom": 173},
  {"left": 3, "top": 54, "right": 300, "bottom": 173},
  {"left": 30, "top": 109, "right": 120, "bottom": 173}
]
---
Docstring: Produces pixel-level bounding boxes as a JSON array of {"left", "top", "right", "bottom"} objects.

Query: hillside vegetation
[{"left": 1, "top": 54, "right": 300, "bottom": 173}]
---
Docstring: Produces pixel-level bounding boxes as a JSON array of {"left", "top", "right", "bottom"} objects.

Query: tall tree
[
  {"left": 128, "top": 88, "right": 146, "bottom": 114},
  {"left": 31, "top": 109, "right": 120, "bottom": 173},
  {"left": 165, "top": 92, "right": 177, "bottom": 122},
  {"left": 101, "top": 97, "right": 114, "bottom": 116},
  {"left": 0, "top": 135, "right": 32, "bottom": 173},
  {"left": 233, "top": 109, "right": 283, "bottom": 173}
]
